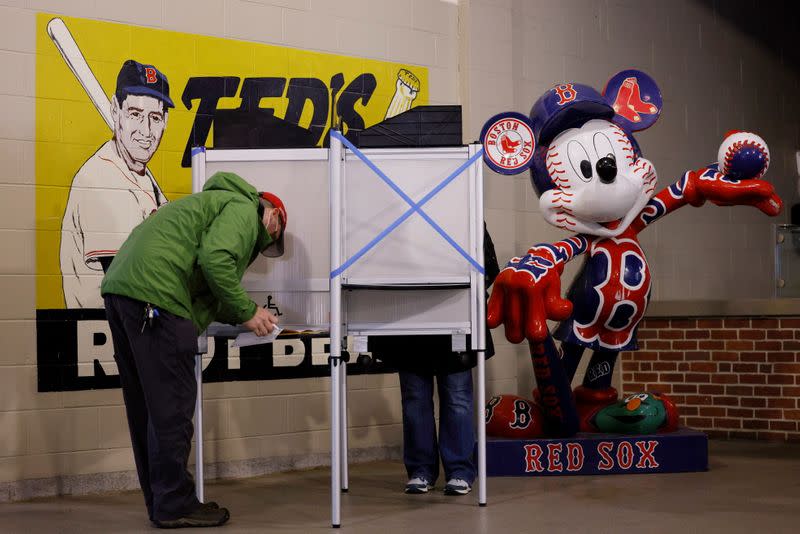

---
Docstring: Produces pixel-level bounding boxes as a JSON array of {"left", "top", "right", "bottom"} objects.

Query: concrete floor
[{"left": 2, "top": 440, "right": 799, "bottom": 534}]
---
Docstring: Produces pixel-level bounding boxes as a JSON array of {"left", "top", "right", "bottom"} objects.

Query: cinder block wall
[
  {"left": 622, "top": 317, "right": 800, "bottom": 442},
  {"left": 1, "top": 0, "right": 799, "bottom": 502},
  {"left": 0, "top": 0, "right": 466, "bottom": 501}
]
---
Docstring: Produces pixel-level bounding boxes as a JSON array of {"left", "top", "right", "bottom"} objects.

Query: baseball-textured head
[
  {"left": 528, "top": 71, "right": 663, "bottom": 238},
  {"left": 538, "top": 119, "right": 657, "bottom": 237}
]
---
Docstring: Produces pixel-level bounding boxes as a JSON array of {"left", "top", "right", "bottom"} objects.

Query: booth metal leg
[
  {"left": 331, "top": 356, "right": 342, "bottom": 527},
  {"left": 477, "top": 351, "right": 486, "bottom": 506},
  {"left": 329, "top": 128, "right": 343, "bottom": 527},
  {"left": 340, "top": 362, "right": 349, "bottom": 492},
  {"left": 195, "top": 353, "right": 205, "bottom": 503}
]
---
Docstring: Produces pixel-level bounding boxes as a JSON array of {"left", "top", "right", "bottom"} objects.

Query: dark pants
[
  {"left": 399, "top": 369, "right": 475, "bottom": 485},
  {"left": 104, "top": 294, "right": 200, "bottom": 522}
]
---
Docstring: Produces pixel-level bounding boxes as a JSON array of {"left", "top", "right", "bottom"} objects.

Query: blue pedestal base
[{"left": 485, "top": 427, "right": 708, "bottom": 476}]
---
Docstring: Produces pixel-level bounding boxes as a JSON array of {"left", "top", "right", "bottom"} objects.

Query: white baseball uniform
[{"left": 60, "top": 140, "right": 168, "bottom": 308}]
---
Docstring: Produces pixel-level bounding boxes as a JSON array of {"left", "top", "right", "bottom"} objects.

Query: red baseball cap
[{"left": 259, "top": 192, "right": 287, "bottom": 257}]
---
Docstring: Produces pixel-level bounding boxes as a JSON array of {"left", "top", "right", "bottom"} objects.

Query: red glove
[
  {"left": 487, "top": 253, "right": 573, "bottom": 344},
  {"left": 683, "top": 165, "right": 782, "bottom": 216}
]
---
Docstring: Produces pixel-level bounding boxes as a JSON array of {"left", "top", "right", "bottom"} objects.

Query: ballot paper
[{"left": 232, "top": 326, "right": 283, "bottom": 347}]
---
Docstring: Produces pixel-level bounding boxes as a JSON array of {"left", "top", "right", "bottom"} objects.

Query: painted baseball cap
[
  {"left": 259, "top": 191, "right": 287, "bottom": 257},
  {"left": 529, "top": 82, "right": 614, "bottom": 148},
  {"left": 527, "top": 83, "right": 615, "bottom": 196},
  {"left": 116, "top": 59, "right": 175, "bottom": 108}
]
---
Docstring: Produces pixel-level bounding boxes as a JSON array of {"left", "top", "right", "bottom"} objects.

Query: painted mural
[{"left": 35, "top": 13, "right": 428, "bottom": 391}]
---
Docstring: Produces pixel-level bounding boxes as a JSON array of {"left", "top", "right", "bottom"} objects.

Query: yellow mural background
[{"left": 35, "top": 13, "right": 428, "bottom": 309}]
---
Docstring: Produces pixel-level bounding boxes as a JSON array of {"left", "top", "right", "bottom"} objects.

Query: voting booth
[{"left": 191, "top": 132, "right": 487, "bottom": 526}]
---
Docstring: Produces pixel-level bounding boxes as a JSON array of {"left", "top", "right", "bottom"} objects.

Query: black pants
[{"left": 104, "top": 294, "right": 200, "bottom": 521}]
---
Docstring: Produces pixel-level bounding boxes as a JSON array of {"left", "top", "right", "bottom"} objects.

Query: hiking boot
[{"left": 153, "top": 504, "right": 230, "bottom": 529}]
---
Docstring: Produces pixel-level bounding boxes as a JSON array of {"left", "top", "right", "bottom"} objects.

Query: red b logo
[
  {"left": 144, "top": 67, "right": 158, "bottom": 84},
  {"left": 553, "top": 83, "right": 577, "bottom": 105}
]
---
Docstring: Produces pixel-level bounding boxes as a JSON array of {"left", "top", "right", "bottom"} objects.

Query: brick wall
[{"left": 621, "top": 318, "right": 800, "bottom": 442}]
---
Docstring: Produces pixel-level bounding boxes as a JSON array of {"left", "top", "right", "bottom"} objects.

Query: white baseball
[{"left": 717, "top": 131, "right": 770, "bottom": 180}]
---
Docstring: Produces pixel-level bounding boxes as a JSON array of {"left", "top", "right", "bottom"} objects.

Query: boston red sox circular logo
[{"left": 480, "top": 112, "right": 536, "bottom": 175}]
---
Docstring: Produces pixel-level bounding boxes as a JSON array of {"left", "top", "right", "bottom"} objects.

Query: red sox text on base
[{"left": 523, "top": 440, "right": 660, "bottom": 472}]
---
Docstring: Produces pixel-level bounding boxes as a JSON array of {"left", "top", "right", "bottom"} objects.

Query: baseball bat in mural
[{"left": 46, "top": 17, "right": 114, "bottom": 129}]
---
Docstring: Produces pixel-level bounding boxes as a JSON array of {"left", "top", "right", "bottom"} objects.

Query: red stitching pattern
[
  {"left": 556, "top": 214, "right": 576, "bottom": 226},
  {"left": 723, "top": 138, "right": 769, "bottom": 178}
]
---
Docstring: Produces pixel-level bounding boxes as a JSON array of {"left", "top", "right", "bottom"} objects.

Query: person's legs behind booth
[
  {"left": 398, "top": 370, "right": 439, "bottom": 493},
  {"left": 436, "top": 368, "right": 475, "bottom": 496}
]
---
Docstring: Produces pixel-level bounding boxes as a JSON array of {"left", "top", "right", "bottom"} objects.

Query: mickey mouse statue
[{"left": 483, "top": 70, "right": 781, "bottom": 437}]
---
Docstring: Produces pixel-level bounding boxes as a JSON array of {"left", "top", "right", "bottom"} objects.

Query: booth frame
[{"left": 190, "top": 135, "right": 487, "bottom": 527}]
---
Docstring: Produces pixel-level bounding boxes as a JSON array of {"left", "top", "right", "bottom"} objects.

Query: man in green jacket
[{"left": 101, "top": 171, "right": 286, "bottom": 528}]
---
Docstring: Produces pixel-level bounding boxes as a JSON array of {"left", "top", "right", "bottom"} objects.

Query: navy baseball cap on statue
[
  {"left": 116, "top": 59, "right": 175, "bottom": 108},
  {"left": 529, "top": 83, "right": 614, "bottom": 148},
  {"left": 528, "top": 82, "right": 616, "bottom": 196}
]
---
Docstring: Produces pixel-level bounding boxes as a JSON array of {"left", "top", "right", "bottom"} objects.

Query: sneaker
[
  {"left": 443, "top": 479, "right": 471, "bottom": 496},
  {"left": 404, "top": 477, "right": 433, "bottom": 494},
  {"left": 153, "top": 504, "right": 230, "bottom": 529}
]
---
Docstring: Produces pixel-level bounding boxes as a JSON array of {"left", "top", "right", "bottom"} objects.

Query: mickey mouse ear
[{"left": 602, "top": 69, "right": 662, "bottom": 132}]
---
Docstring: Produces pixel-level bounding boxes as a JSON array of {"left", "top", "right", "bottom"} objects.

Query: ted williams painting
[{"left": 35, "top": 13, "right": 428, "bottom": 390}]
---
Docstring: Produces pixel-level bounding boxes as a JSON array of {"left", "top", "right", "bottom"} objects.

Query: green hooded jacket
[{"left": 100, "top": 172, "right": 273, "bottom": 331}]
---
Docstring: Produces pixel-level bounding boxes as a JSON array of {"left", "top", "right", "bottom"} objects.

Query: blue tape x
[{"left": 330, "top": 130, "right": 485, "bottom": 279}]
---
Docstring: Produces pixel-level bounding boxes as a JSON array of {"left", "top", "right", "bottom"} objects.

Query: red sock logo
[{"left": 612, "top": 77, "right": 657, "bottom": 123}]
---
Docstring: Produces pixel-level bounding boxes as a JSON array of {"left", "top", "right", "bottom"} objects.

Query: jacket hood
[
  {"left": 203, "top": 171, "right": 260, "bottom": 200},
  {"left": 203, "top": 171, "right": 273, "bottom": 255}
]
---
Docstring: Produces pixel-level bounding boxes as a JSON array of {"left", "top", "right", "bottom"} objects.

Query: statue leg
[
  {"left": 529, "top": 336, "right": 579, "bottom": 437},
  {"left": 582, "top": 349, "right": 618, "bottom": 389},
  {"left": 575, "top": 349, "right": 620, "bottom": 431},
  {"left": 560, "top": 341, "right": 586, "bottom": 384}
]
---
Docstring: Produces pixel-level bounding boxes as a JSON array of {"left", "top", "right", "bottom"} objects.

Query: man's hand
[
  {"left": 487, "top": 253, "right": 573, "bottom": 344},
  {"left": 242, "top": 306, "right": 279, "bottom": 336}
]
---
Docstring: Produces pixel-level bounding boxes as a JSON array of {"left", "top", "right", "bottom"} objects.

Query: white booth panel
[
  {"left": 342, "top": 148, "right": 473, "bottom": 284},
  {"left": 206, "top": 155, "right": 330, "bottom": 330},
  {"left": 247, "top": 290, "right": 329, "bottom": 331},
  {"left": 345, "top": 289, "right": 471, "bottom": 334}
]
